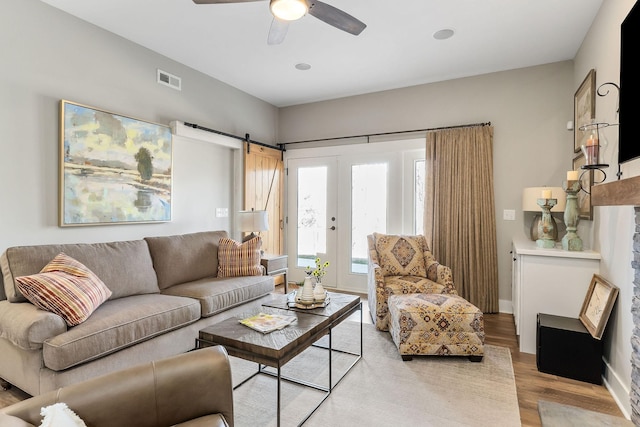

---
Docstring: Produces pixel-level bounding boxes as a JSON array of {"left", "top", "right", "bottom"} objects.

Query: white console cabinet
[{"left": 511, "top": 237, "right": 600, "bottom": 354}]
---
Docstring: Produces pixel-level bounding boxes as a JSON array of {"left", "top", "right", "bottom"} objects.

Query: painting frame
[
  {"left": 572, "top": 154, "right": 593, "bottom": 220},
  {"left": 574, "top": 69, "right": 596, "bottom": 153},
  {"left": 579, "top": 274, "right": 619, "bottom": 340},
  {"left": 59, "top": 100, "right": 173, "bottom": 227}
]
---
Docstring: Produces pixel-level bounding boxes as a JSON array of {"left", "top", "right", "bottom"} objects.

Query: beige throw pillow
[{"left": 374, "top": 233, "right": 427, "bottom": 277}]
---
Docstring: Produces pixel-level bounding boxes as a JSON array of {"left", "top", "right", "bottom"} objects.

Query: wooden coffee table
[{"left": 197, "top": 292, "right": 362, "bottom": 427}]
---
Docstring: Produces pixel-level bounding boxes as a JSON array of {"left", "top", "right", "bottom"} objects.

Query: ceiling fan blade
[
  {"left": 268, "top": 18, "right": 289, "bottom": 45},
  {"left": 307, "top": 1, "right": 366, "bottom": 36},
  {"left": 192, "top": 0, "right": 263, "bottom": 4}
]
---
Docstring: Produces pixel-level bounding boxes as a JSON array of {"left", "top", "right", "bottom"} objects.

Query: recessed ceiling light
[
  {"left": 295, "top": 63, "right": 311, "bottom": 71},
  {"left": 433, "top": 28, "right": 455, "bottom": 40}
]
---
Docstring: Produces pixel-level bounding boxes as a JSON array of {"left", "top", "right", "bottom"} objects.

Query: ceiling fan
[{"left": 192, "top": 0, "right": 367, "bottom": 45}]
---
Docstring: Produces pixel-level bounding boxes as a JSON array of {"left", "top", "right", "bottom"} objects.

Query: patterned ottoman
[{"left": 388, "top": 293, "right": 485, "bottom": 362}]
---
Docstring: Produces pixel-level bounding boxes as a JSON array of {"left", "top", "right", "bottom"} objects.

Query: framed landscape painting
[{"left": 59, "top": 100, "right": 173, "bottom": 226}]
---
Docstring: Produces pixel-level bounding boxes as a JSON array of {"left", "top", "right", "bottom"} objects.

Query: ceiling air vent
[{"left": 157, "top": 69, "right": 181, "bottom": 91}]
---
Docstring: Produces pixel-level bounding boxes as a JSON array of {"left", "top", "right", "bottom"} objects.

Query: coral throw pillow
[
  {"left": 217, "top": 237, "right": 263, "bottom": 277},
  {"left": 373, "top": 233, "right": 428, "bottom": 277},
  {"left": 15, "top": 253, "right": 112, "bottom": 326}
]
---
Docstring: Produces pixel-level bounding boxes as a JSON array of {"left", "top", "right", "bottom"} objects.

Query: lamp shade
[
  {"left": 522, "top": 187, "right": 566, "bottom": 212},
  {"left": 237, "top": 210, "right": 269, "bottom": 232}
]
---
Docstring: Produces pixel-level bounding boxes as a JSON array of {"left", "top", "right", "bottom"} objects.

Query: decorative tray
[{"left": 286, "top": 291, "right": 330, "bottom": 309}]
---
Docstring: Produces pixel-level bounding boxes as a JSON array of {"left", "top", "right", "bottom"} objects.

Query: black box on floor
[{"left": 536, "top": 313, "right": 603, "bottom": 385}]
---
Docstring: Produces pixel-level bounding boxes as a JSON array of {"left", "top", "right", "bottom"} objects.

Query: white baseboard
[{"left": 602, "top": 357, "right": 632, "bottom": 420}]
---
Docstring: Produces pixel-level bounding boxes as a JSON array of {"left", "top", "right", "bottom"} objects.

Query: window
[{"left": 351, "top": 163, "right": 387, "bottom": 273}]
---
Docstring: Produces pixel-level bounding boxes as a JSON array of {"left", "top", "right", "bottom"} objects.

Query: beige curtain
[{"left": 423, "top": 125, "right": 498, "bottom": 313}]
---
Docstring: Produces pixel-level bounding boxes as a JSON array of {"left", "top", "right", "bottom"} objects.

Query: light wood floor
[
  {"left": 0, "top": 287, "right": 628, "bottom": 426},
  {"left": 484, "top": 312, "right": 626, "bottom": 426}
]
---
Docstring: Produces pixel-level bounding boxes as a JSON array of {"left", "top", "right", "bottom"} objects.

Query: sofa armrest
[
  {"left": 367, "top": 234, "right": 388, "bottom": 329},
  {"left": 367, "top": 262, "right": 387, "bottom": 327},
  {"left": 1, "top": 346, "right": 234, "bottom": 427},
  {"left": 423, "top": 251, "right": 457, "bottom": 295},
  {"left": 0, "top": 413, "right": 34, "bottom": 427},
  {"left": 0, "top": 301, "right": 67, "bottom": 350}
]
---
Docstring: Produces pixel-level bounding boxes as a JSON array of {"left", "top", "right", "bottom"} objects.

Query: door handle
[{"left": 329, "top": 226, "right": 336, "bottom": 231}]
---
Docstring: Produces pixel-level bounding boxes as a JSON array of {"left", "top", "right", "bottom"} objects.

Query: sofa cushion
[
  {"left": 373, "top": 233, "right": 428, "bottom": 277},
  {"left": 217, "top": 237, "right": 262, "bottom": 278},
  {"left": 1, "top": 240, "right": 159, "bottom": 303},
  {"left": 145, "top": 231, "right": 228, "bottom": 290},
  {"left": 43, "top": 294, "right": 200, "bottom": 371},
  {"left": 162, "top": 275, "right": 274, "bottom": 317},
  {"left": 15, "top": 253, "right": 112, "bottom": 326}
]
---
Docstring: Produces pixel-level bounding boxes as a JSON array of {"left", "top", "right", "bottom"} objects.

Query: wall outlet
[
  {"left": 215, "top": 208, "right": 228, "bottom": 218},
  {"left": 503, "top": 209, "right": 516, "bottom": 221}
]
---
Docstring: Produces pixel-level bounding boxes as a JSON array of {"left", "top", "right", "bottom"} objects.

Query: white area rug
[{"left": 230, "top": 320, "right": 521, "bottom": 426}]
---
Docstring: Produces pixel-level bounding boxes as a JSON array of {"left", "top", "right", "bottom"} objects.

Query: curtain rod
[
  {"left": 281, "top": 121, "right": 491, "bottom": 145},
  {"left": 183, "top": 122, "right": 285, "bottom": 152}
]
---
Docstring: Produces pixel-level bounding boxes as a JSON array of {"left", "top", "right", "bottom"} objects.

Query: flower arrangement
[{"left": 305, "top": 257, "right": 329, "bottom": 283}]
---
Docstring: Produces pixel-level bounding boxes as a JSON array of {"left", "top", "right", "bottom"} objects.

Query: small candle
[
  {"left": 584, "top": 134, "right": 599, "bottom": 165},
  {"left": 541, "top": 189, "right": 552, "bottom": 199},
  {"left": 567, "top": 170, "right": 578, "bottom": 181}
]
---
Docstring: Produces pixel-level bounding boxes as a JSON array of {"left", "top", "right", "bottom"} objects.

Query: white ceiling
[{"left": 40, "top": 0, "right": 603, "bottom": 107}]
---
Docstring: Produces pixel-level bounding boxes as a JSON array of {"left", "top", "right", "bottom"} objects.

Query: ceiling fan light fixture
[{"left": 270, "top": 0, "right": 308, "bottom": 21}]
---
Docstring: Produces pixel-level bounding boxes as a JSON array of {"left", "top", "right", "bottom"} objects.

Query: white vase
[
  {"left": 313, "top": 280, "right": 326, "bottom": 301},
  {"left": 300, "top": 277, "right": 315, "bottom": 304}
]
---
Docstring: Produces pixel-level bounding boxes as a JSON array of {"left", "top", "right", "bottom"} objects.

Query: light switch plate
[
  {"left": 216, "top": 208, "right": 228, "bottom": 218},
  {"left": 503, "top": 209, "right": 516, "bottom": 221}
]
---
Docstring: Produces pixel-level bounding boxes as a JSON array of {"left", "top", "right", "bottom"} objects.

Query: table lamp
[
  {"left": 237, "top": 210, "right": 269, "bottom": 242},
  {"left": 522, "top": 187, "right": 566, "bottom": 241}
]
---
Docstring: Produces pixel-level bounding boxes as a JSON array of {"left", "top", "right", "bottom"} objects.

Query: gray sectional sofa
[{"left": 0, "top": 230, "right": 275, "bottom": 396}]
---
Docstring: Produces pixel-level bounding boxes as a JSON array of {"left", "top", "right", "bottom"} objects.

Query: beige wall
[
  {"left": 280, "top": 61, "right": 577, "bottom": 312},
  {"left": 0, "top": 0, "right": 278, "bottom": 249}
]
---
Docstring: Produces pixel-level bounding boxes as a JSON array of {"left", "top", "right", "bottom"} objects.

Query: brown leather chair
[{"left": 0, "top": 346, "right": 233, "bottom": 427}]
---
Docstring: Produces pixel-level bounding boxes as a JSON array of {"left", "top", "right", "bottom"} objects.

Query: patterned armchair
[{"left": 367, "top": 233, "right": 457, "bottom": 331}]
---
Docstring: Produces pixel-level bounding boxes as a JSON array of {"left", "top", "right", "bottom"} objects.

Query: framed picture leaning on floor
[{"left": 579, "top": 274, "right": 619, "bottom": 340}]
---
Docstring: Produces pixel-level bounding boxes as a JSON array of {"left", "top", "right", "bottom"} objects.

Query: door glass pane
[
  {"left": 297, "top": 166, "right": 327, "bottom": 268},
  {"left": 351, "top": 163, "right": 387, "bottom": 273},
  {"left": 415, "top": 159, "right": 425, "bottom": 235}
]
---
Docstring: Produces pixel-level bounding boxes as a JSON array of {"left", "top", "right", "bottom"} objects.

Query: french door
[
  {"left": 286, "top": 141, "right": 425, "bottom": 294},
  {"left": 287, "top": 157, "right": 338, "bottom": 286}
]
